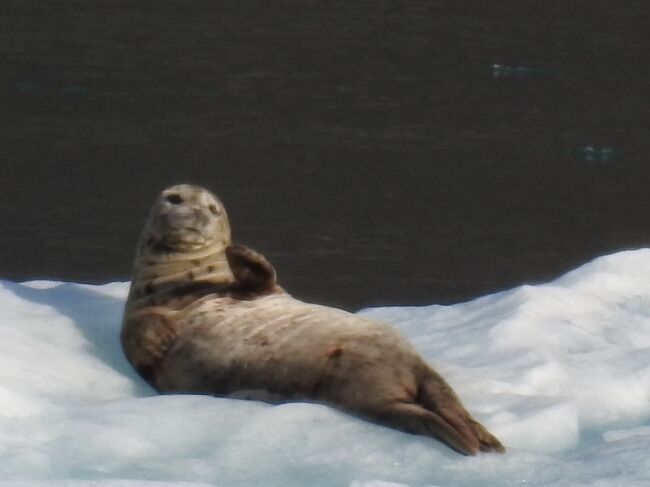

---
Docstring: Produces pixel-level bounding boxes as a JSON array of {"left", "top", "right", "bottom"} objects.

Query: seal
[{"left": 121, "top": 184, "right": 505, "bottom": 455}]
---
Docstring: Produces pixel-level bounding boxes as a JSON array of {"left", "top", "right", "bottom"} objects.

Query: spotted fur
[{"left": 121, "top": 184, "right": 504, "bottom": 456}]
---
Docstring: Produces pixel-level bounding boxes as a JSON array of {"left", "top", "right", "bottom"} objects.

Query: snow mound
[{"left": 1, "top": 250, "right": 649, "bottom": 486}]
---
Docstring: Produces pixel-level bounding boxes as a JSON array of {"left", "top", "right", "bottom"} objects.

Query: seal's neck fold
[{"left": 126, "top": 244, "right": 234, "bottom": 312}]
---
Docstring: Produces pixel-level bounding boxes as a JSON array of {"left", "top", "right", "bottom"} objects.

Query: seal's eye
[
  {"left": 208, "top": 204, "right": 220, "bottom": 216},
  {"left": 166, "top": 194, "right": 183, "bottom": 205}
]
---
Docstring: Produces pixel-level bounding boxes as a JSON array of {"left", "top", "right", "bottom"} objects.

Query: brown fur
[{"left": 121, "top": 184, "right": 505, "bottom": 456}]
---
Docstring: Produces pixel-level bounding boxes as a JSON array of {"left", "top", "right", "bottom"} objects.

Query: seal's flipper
[
  {"left": 120, "top": 308, "right": 181, "bottom": 388},
  {"left": 417, "top": 371, "right": 505, "bottom": 454},
  {"left": 370, "top": 402, "right": 481, "bottom": 455},
  {"left": 226, "top": 244, "right": 278, "bottom": 295}
]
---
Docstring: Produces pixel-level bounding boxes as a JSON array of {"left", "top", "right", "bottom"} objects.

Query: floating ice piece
[
  {"left": 491, "top": 64, "right": 552, "bottom": 78},
  {"left": 576, "top": 146, "right": 617, "bottom": 162}
]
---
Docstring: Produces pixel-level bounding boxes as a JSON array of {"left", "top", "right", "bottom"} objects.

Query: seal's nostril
[
  {"left": 166, "top": 194, "right": 183, "bottom": 205},
  {"left": 208, "top": 204, "right": 220, "bottom": 216}
]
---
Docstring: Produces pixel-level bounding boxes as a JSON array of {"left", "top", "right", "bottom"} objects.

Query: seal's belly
[{"left": 155, "top": 294, "right": 420, "bottom": 402}]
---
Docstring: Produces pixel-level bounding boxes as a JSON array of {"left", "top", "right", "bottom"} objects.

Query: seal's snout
[
  {"left": 164, "top": 204, "right": 195, "bottom": 227},
  {"left": 162, "top": 205, "right": 214, "bottom": 235}
]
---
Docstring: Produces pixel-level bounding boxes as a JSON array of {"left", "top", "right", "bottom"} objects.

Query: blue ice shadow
[{"left": 1, "top": 280, "right": 153, "bottom": 396}]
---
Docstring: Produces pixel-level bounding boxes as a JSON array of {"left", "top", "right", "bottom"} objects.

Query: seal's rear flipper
[
  {"left": 226, "top": 244, "right": 279, "bottom": 295},
  {"left": 372, "top": 402, "right": 481, "bottom": 455},
  {"left": 417, "top": 373, "right": 505, "bottom": 454}
]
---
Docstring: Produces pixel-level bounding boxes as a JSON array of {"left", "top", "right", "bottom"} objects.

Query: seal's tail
[{"left": 415, "top": 370, "right": 505, "bottom": 455}]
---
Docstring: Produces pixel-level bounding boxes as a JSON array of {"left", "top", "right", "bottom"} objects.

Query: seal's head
[
  {"left": 142, "top": 184, "right": 231, "bottom": 254},
  {"left": 125, "top": 184, "right": 236, "bottom": 313}
]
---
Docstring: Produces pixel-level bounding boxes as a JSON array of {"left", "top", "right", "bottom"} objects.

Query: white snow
[{"left": 1, "top": 250, "right": 649, "bottom": 486}]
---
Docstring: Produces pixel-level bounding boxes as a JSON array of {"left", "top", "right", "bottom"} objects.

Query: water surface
[{"left": 1, "top": 1, "right": 648, "bottom": 309}]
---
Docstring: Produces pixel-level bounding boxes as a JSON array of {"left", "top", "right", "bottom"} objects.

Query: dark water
[{"left": 1, "top": 1, "right": 649, "bottom": 310}]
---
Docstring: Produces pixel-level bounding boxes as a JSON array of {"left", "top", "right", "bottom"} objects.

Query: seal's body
[{"left": 121, "top": 184, "right": 504, "bottom": 455}]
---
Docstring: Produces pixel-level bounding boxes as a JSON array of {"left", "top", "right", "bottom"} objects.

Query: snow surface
[{"left": 1, "top": 250, "right": 649, "bottom": 486}]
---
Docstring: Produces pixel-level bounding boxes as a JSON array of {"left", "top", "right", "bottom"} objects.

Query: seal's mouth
[{"left": 157, "top": 226, "right": 206, "bottom": 247}]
